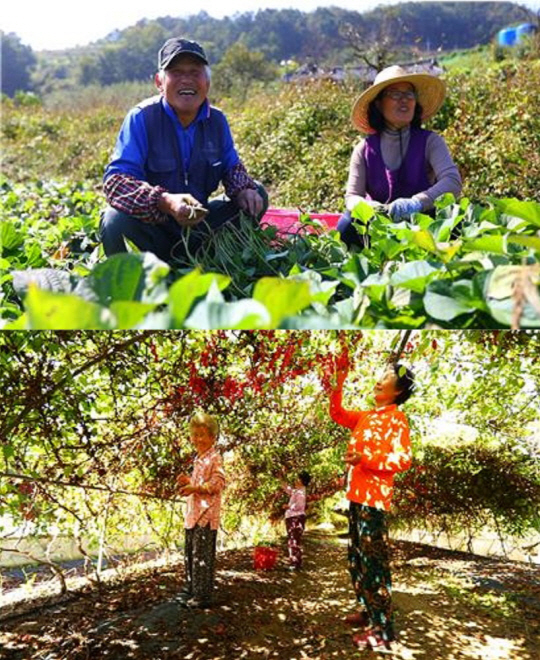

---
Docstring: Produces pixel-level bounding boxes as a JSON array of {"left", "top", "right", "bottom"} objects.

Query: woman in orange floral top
[{"left": 329, "top": 359, "right": 415, "bottom": 653}]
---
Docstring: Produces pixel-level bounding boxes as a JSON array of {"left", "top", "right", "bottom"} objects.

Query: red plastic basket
[
  {"left": 261, "top": 207, "right": 340, "bottom": 235},
  {"left": 253, "top": 546, "right": 278, "bottom": 570}
]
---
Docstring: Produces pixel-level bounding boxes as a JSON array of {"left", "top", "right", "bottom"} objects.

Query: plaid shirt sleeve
[
  {"left": 103, "top": 173, "right": 169, "bottom": 225},
  {"left": 222, "top": 160, "right": 257, "bottom": 199}
]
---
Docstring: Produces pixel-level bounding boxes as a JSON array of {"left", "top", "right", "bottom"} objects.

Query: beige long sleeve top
[{"left": 345, "top": 127, "right": 462, "bottom": 212}]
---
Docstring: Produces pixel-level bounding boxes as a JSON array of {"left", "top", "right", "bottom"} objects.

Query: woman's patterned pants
[
  {"left": 348, "top": 502, "right": 395, "bottom": 641},
  {"left": 184, "top": 524, "right": 218, "bottom": 603}
]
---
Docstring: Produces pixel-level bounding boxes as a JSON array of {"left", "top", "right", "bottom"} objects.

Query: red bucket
[
  {"left": 253, "top": 546, "right": 278, "bottom": 570},
  {"left": 261, "top": 208, "right": 340, "bottom": 235}
]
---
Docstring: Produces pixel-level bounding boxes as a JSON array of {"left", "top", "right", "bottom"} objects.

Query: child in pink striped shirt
[{"left": 282, "top": 471, "right": 311, "bottom": 571}]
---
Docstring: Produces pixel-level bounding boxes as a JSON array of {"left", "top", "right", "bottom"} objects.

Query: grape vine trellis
[{"left": 1, "top": 330, "right": 539, "bottom": 597}]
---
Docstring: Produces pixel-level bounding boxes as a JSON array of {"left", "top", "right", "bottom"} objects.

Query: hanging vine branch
[
  {"left": 387, "top": 329, "right": 414, "bottom": 365},
  {"left": 0, "top": 471, "right": 184, "bottom": 503},
  {"left": 0, "top": 332, "right": 152, "bottom": 442}
]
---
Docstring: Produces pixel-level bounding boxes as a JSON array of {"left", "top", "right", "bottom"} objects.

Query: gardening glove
[{"left": 388, "top": 197, "right": 423, "bottom": 220}]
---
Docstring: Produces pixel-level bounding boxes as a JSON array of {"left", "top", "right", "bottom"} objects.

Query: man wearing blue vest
[{"left": 100, "top": 37, "right": 268, "bottom": 263}]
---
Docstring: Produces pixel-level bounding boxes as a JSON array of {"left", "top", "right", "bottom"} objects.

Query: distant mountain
[
  {"left": 5, "top": 2, "right": 534, "bottom": 95},
  {"left": 73, "top": 2, "right": 534, "bottom": 85}
]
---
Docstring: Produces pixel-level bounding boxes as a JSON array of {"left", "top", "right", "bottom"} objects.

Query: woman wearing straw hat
[{"left": 337, "top": 65, "right": 462, "bottom": 248}]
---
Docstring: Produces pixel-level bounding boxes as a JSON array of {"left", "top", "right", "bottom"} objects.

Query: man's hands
[
  {"left": 158, "top": 189, "right": 264, "bottom": 225},
  {"left": 158, "top": 192, "right": 208, "bottom": 227},
  {"left": 158, "top": 188, "right": 264, "bottom": 226},
  {"left": 236, "top": 188, "right": 264, "bottom": 217}
]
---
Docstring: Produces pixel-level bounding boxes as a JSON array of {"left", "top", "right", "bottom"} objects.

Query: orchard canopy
[{"left": 1, "top": 330, "right": 539, "bottom": 571}]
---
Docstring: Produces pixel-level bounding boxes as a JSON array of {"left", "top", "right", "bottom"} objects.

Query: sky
[{"left": 3, "top": 0, "right": 540, "bottom": 51}]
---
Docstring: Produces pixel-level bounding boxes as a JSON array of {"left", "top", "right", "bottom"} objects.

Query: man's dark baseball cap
[{"left": 158, "top": 38, "right": 208, "bottom": 69}]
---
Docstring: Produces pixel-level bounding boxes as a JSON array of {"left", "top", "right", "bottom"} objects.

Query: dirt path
[{"left": 1, "top": 530, "right": 539, "bottom": 659}]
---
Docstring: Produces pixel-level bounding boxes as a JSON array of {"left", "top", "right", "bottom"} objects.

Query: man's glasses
[{"left": 383, "top": 90, "right": 417, "bottom": 102}]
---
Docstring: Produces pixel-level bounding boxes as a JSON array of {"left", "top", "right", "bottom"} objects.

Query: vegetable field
[
  {"left": 1, "top": 179, "right": 539, "bottom": 329},
  {"left": 1, "top": 60, "right": 539, "bottom": 329}
]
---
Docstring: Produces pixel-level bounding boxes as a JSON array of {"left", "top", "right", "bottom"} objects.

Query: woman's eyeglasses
[{"left": 383, "top": 90, "right": 417, "bottom": 101}]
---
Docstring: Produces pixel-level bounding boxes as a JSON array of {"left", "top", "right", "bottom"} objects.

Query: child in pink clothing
[
  {"left": 177, "top": 412, "right": 226, "bottom": 609},
  {"left": 282, "top": 471, "right": 311, "bottom": 571}
]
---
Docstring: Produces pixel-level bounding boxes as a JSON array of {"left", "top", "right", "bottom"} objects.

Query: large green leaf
[
  {"left": 389, "top": 261, "right": 439, "bottom": 294},
  {"left": 463, "top": 235, "right": 507, "bottom": 255},
  {"left": 351, "top": 200, "right": 376, "bottom": 223},
  {"left": 89, "top": 252, "right": 170, "bottom": 305},
  {"left": 423, "top": 280, "right": 477, "bottom": 321},
  {"left": 485, "top": 265, "right": 527, "bottom": 300},
  {"left": 378, "top": 238, "right": 404, "bottom": 259},
  {"left": 434, "top": 192, "right": 457, "bottom": 210},
  {"left": 288, "top": 270, "right": 337, "bottom": 305},
  {"left": 486, "top": 298, "right": 540, "bottom": 327},
  {"left": 432, "top": 216, "right": 462, "bottom": 243},
  {"left": 24, "top": 285, "right": 110, "bottom": 329},
  {"left": 495, "top": 199, "right": 540, "bottom": 227},
  {"left": 507, "top": 235, "right": 540, "bottom": 253},
  {"left": 89, "top": 253, "right": 145, "bottom": 304},
  {"left": 185, "top": 298, "right": 270, "bottom": 329},
  {"left": 437, "top": 241, "right": 463, "bottom": 263},
  {"left": 0, "top": 221, "right": 24, "bottom": 253},
  {"left": 410, "top": 229, "right": 438, "bottom": 254},
  {"left": 168, "top": 268, "right": 230, "bottom": 326},
  {"left": 253, "top": 277, "right": 312, "bottom": 327},
  {"left": 109, "top": 301, "right": 158, "bottom": 329},
  {"left": 360, "top": 272, "right": 390, "bottom": 302}
]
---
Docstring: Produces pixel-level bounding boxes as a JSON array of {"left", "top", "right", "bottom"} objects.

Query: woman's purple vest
[{"left": 364, "top": 128, "right": 431, "bottom": 204}]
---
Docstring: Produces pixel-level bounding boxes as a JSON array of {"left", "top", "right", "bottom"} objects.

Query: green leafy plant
[{"left": 2, "top": 186, "right": 539, "bottom": 328}]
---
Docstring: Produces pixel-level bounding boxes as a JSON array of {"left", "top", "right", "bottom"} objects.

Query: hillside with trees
[
  {"left": 1, "top": 2, "right": 536, "bottom": 96},
  {"left": 0, "top": 32, "right": 36, "bottom": 97}
]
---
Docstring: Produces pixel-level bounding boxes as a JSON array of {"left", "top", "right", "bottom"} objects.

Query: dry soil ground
[{"left": 0, "top": 530, "right": 539, "bottom": 660}]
